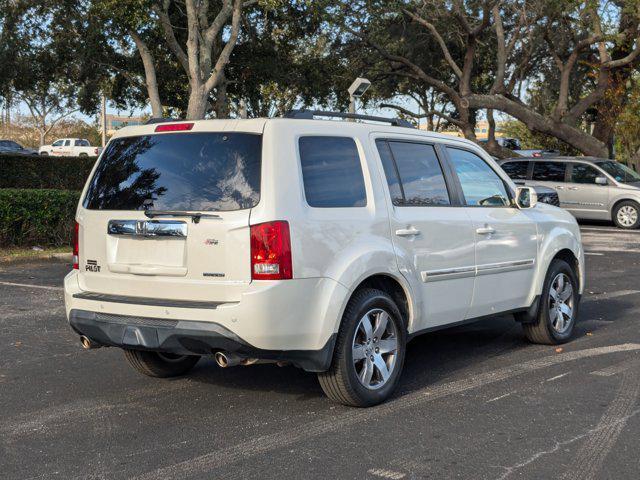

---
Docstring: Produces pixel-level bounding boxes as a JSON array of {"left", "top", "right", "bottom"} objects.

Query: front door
[
  {"left": 445, "top": 147, "right": 538, "bottom": 318},
  {"left": 563, "top": 162, "right": 611, "bottom": 220},
  {"left": 375, "top": 138, "right": 476, "bottom": 330},
  {"left": 530, "top": 161, "right": 570, "bottom": 208}
]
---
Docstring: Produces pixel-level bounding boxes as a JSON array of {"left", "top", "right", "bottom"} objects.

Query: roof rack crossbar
[{"left": 283, "top": 110, "right": 414, "bottom": 129}]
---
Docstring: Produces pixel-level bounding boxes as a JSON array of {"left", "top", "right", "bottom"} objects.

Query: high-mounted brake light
[
  {"left": 72, "top": 221, "right": 79, "bottom": 269},
  {"left": 250, "top": 221, "right": 292, "bottom": 280},
  {"left": 155, "top": 123, "right": 194, "bottom": 132}
]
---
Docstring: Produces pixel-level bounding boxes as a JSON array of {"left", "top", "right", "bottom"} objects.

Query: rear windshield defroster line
[{"left": 83, "top": 132, "right": 262, "bottom": 212}]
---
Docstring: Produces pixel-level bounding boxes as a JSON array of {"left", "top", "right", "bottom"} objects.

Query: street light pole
[{"left": 100, "top": 94, "right": 107, "bottom": 147}]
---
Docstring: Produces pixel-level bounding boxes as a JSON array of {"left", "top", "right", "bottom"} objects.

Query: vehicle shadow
[{"left": 186, "top": 315, "right": 530, "bottom": 402}]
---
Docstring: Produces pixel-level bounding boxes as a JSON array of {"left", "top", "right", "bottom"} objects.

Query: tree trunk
[
  {"left": 466, "top": 94, "right": 608, "bottom": 157},
  {"left": 186, "top": 85, "right": 208, "bottom": 120},
  {"left": 130, "top": 32, "right": 163, "bottom": 118},
  {"left": 214, "top": 76, "right": 229, "bottom": 118}
]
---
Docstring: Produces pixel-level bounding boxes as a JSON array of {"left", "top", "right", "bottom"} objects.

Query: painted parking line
[
  {"left": 585, "top": 290, "right": 640, "bottom": 302},
  {"left": 585, "top": 252, "right": 604, "bottom": 256},
  {"left": 129, "top": 343, "right": 640, "bottom": 480},
  {"left": 0, "top": 281, "right": 63, "bottom": 291}
]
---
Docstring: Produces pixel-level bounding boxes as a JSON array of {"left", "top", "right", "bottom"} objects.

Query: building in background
[{"left": 105, "top": 115, "right": 146, "bottom": 136}]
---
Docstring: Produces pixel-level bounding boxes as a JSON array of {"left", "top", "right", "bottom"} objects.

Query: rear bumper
[
  {"left": 64, "top": 270, "right": 348, "bottom": 370},
  {"left": 69, "top": 309, "right": 336, "bottom": 372}
]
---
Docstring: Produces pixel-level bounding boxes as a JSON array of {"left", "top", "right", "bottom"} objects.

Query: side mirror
[
  {"left": 515, "top": 186, "right": 537, "bottom": 209},
  {"left": 595, "top": 176, "right": 607, "bottom": 185}
]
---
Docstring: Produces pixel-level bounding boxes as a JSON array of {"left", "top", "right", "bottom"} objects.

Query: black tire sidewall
[
  {"left": 539, "top": 259, "right": 579, "bottom": 343},
  {"left": 338, "top": 290, "right": 406, "bottom": 406},
  {"left": 613, "top": 201, "right": 640, "bottom": 229}
]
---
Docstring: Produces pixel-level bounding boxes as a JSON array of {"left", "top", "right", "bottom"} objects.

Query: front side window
[
  {"left": 447, "top": 147, "right": 510, "bottom": 207},
  {"left": 501, "top": 161, "right": 529, "bottom": 180},
  {"left": 596, "top": 160, "right": 640, "bottom": 183},
  {"left": 52, "top": 140, "right": 64, "bottom": 147},
  {"left": 532, "top": 161, "right": 566, "bottom": 182},
  {"left": 64, "top": 140, "right": 71, "bottom": 146},
  {"left": 376, "top": 140, "right": 450, "bottom": 206},
  {"left": 299, "top": 136, "right": 366, "bottom": 208},
  {"left": 571, "top": 163, "right": 599, "bottom": 184},
  {"left": 84, "top": 132, "right": 262, "bottom": 211}
]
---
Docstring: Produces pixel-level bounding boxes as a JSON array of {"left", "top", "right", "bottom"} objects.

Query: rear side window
[
  {"left": 84, "top": 132, "right": 262, "bottom": 211},
  {"left": 376, "top": 140, "right": 450, "bottom": 206},
  {"left": 532, "top": 161, "right": 566, "bottom": 182},
  {"left": 75, "top": 139, "right": 89, "bottom": 147},
  {"left": 571, "top": 163, "right": 599, "bottom": 184},
  {"left": 299, "top": 136, "right": 366, "bottom": 207},
  {"left": 501, "top": 161, "right": 529, "bottom": 180}
]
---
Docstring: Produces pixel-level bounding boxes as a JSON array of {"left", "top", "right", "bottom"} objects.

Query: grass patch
[{"left": 0, "top": 246, "right": 71, "bottom": 263}]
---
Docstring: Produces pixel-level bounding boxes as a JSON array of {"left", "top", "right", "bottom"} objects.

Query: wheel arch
[
  {"left": 610, "top": 197, "right": 640, "bottom": 222},
  {"left": 534, "top": 230, "right": 584, "bottom": 300}
]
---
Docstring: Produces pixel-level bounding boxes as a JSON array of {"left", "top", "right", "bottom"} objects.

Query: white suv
[{"left": 64, "top": 112, "right": 584, "bottom": 407}]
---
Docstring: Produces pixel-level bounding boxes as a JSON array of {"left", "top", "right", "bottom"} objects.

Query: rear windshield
[{"left": 83, "top": 132, "right": 261, "bottom": 211}]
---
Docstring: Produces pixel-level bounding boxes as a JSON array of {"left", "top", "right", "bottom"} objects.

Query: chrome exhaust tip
[
  {"left": 215, "top": 351, "right": 243, "bottom": 368},
  {"left": 80, "top": 335, "right": 101, "bottom": 349}
]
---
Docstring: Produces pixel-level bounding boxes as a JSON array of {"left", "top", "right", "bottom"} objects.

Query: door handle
[
  {"left": 555, "top": 186, "right": 564, "bottom": 190},
  {"left": 395, "top": 227, "right": 420, "bottom": 237},
  {"left": 568, "top": 187, "right": 579, "bottom": 190},
  {"left": 476, "top": 225, "right": 495, "bottom": 235}
]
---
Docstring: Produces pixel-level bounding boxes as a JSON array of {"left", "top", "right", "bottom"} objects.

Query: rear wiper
[{"left": 144, "top": 210, "right": 221, "bottom": 224}]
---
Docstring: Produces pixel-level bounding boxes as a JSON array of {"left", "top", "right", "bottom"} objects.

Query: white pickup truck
[{"left": 39, "top": 138, "right": 102, "bottom": 157}]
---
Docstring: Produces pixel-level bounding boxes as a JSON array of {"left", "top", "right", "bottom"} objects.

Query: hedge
[
  {"left": 0, "top": 189, "right": 81, "bottom": 247},
  {"left": 0, "top": 154, "right": 96, "bottom": 190}
]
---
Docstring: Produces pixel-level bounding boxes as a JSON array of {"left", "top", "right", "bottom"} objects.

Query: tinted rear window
[
  {"left": 501, "top": 161, "right": 528, "bottom": 180},
  {"left": 532, "top": 161, "right": 566, "bottom": 182},
  {"left": 299, "top": 136, "right": 366, "bottom": 208},
  {"left": 83, "top": 132, "right": 261, "bottom": 211}
]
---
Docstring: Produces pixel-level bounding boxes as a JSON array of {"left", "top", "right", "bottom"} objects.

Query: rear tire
[
  {"left": 523, "top": 259, "right": 579, "bottom": 345},
  {"left": 613, "top": 200, "right": 640, "bottom": 229},
  {"left": 318, "top": 288, "right": 406, "bottom": 407},
  {"left": 123, "top": 349, "right": 199, "bottom": 378}
]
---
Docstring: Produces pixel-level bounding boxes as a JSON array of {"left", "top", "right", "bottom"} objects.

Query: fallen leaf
[
  {"left": 555, "top": 347, "right": 563, "bottom": 353},
  {"left": 586, "top": 332, "right": 593, "bottom": 336}
]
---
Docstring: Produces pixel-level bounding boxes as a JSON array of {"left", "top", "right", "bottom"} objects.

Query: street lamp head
[{"left": 348, "top": 77, "right": 372, "bottom": 98}]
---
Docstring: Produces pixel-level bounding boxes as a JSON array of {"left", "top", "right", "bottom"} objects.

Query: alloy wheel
[
  {"left": 548, "top": 273, "right": 574, "bottom": 334},
  {"left": 617, "top": 205, "right": 638, "bottom": 228},
  {"left": 352, "top": 308, "right": 399, "bottom": 390}
]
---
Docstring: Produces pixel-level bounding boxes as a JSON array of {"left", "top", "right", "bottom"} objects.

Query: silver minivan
[{"left": 500, "top": 157, "right": 640, "bottom": 229}]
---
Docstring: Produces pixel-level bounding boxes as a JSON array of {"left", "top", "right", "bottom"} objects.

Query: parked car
[
  {"left": 500, "top": 156, "right": 640, "bottom": 229},
  {"left": 514, "top": 149, "right": 561, "bottom": 158},
  {"left": 0, "top": 139, "right": 38, "bottom": 155},
  {"left": 65, "top": 112, "right": 584, "bottom": 407},
  {"left": 528, "top": 184, "right": 560, "bottom": 206},
  {"left": 39, "top": 138, "right": 101, "bottom": 157}
]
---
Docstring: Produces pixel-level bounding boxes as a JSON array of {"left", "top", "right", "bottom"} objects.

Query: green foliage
[
  {"left": 0, "top": 189, "right": 80, "bottom": 247},
  {"left": 0, "top": 155, "right": 96, "bottom": 190},
  {"left": 500, "top": 120, "right": 580, "bottom": 156}
]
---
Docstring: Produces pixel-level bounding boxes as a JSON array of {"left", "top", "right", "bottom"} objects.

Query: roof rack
[
  {"left": 283, "top": 110, "right": 414, "bottom": 129},
  {"left": 144, "top": 118, "right": 180, "bottom": 125}
]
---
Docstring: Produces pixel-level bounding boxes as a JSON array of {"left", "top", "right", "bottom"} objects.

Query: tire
[
  {"left": 612, "top": 200, "right": 640, "bottom": 229},
  {"left": 523, "top": 259, "right": 579, "bottom": 345},
  {"left": 318, "top": 288, "right": 406, "bottom": 407},
  {"left": 40, "top": 151, "right": 48, "bottom": 156},
  {"left": 123, "top": 349, "right": 200, "bottom": 378},
  {"left": 79, "top": 152, "right": 88, "bottom": 157}
]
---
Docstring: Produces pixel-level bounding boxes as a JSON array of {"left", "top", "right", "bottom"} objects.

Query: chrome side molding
[
  {"left": 107, "top": 219, "right": 187, "bottom": 238},
  {"left": 422, "top": 259, "right": 535, "bottom": 282}
]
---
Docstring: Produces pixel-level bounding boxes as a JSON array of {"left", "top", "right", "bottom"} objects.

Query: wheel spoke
[
  {"left": 373, "top": 355, "right": 390, "bottom": 383},
  {"left": 353, "top": 344, "right": 366, "bottom": 362},
  {"left": 373, "top": 311, "right": 389, "bottom": 339},
  {"left": 377, "top": 338, "right": 397, "bottom": 354},
  {"left": 559, "top": 283, "right": 573, "bottom": 302},
  {"left": 360, "top": 314, "right": 373, "bottom": 339},
  {"left": 549, "top": 287, "right": 559, "bottom": 301},
  {"left": 360, "top": 358, "right": 374, "bottom": 385},
  {"left": 549, "top": 307, "right": 558, "bottom": 325},
  {"left": 556, "top": 275, "right": 565, "bottom": 293},
  {"left": 559, "top": 302, "right": 572, "bottom": 319},
  {"left": 554, "top": 310, "right": 564, "bottom": 331}
]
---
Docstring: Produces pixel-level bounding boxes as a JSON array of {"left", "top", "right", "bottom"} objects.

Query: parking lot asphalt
[{"left": 1, "top": 223, "right": 640, "bottom": 480}]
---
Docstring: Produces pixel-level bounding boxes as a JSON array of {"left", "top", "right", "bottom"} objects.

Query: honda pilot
[{"left": 65, "top": 112, "right": 584, "bottom": 407}]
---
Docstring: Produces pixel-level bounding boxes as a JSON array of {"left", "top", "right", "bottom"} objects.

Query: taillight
[
  {"left": 94, "top": 147, "right": 99, "bottom": 155},
  {"left": 250, "top": 221, "right": 292, "bottom": 280},
  {"left": 155, "top": 122, "right": 194, "bottom": 132},
  {"left": 73, "top": 221, "right": 79, "bottom": 269}
]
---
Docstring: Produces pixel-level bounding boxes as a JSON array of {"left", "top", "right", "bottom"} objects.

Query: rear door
[
  {"left": 375, "top": 138, "right": 476, "bottom": 330},
  {"left": 445, "top": 147, "right": 538, "bottom": 317},
  {"left": 77, "top": 127, "right": 263, "bottom": 303},
  {"left": 563, "top": 162, "right": 610, "bottom": 219},
  {"left": 531, "top": 161, "right": 569, "bottom": 207}
]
